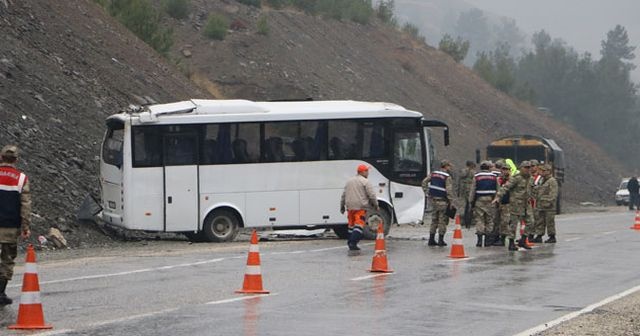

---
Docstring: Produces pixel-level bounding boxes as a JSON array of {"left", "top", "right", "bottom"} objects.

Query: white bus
[{"left": 100, "top": 99, "right": 449, "bottom": 242}]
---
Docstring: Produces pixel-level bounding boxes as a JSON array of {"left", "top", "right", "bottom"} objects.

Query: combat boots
[
  {"left": 532, "top": 235, "right": 543, "bottom": 243},
  {"left": 0, "top": 279, "right": 12, "bottom": 305},
  {"left": 545, "top": 235, "right": 557, "bottom": 243},
  {"left": 507, "top": 238, "right": 517, "bottom": 251},
  {"left": 493, "top": 235, "right": 505, "bottom": 246},
  {"left": 476, "top": 234, "right": 483, "bottom": 247},
  {"left": 437, "top": 234, "right": 447, "bottom": 247},
  {"left": 518, "top": 236, "right": 532, "bottom": 250},
  {"left": 427, "top": 233, "right": 437, "bottom": 246}
]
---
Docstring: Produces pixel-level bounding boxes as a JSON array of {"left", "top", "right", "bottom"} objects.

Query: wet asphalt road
[{"left": 1, "top": 211, "right": 639, "bottom": 336}]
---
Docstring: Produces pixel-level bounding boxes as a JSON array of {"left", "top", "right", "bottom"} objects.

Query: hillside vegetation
[{"left": 0, "top": 0, "right": 626, "bottom": 247}]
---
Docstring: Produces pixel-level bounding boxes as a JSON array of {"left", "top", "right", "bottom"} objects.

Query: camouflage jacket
[
  {"left": 457, "top": 167, "right": 475, "bottom": 199},
  {"left": 535, "top": 176, "right": 558, "bottom": 211},
  {"left": 496, "top": 172, "right": 531, "bottom": 215}
]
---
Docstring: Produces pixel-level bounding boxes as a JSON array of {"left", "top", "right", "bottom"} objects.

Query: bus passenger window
[
  {"left": 393, "top": 132, "right": 423, "bottom": 172},
  {"left": 164, "top": 136, "right": 197, "bottom": 166},
  {"left": 232, "top": 139, "right": 250, "bottom": 163},
  {"left": 132, "top": 126, "right": 162, "bottom": 167},
  {"left": 328, "top": 121, "right": 358, "bottom": 160}
]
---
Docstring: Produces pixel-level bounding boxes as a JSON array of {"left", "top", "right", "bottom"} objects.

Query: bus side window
[
  {"left": 132, "top": 126, "right": 162, "bottom": 167},
  {"left": 328, "top": 121, "right": 358, "bottom": 160},
  {"left": 265, "top": 137, "right": 285, "bottom": 162},
  {"left": 232, "top": 139, "right": 250, "bottom": 163}
]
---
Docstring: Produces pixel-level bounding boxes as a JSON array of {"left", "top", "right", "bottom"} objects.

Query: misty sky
[{"left": 463, "top": 0, "right": 640, "bottom": 78}]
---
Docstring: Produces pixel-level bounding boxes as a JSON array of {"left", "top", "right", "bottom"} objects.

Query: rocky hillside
[
  {"left": 0, "top": 0, "right": 626, "bottom": 247},
  {"left": 0, "top": 0, "right": 208, "bottom": 247},
  {"left": 170, "top": 1, "right": 626, "bottom": 203}
]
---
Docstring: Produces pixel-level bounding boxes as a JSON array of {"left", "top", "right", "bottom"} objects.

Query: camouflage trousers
[
  {"left": 472, "top": 198, "right": 494, "bottom": 234},
  {"left": 0, "top": 243, "right": 17, "bottom": 281},
  {"left": 506, "top": 213, "right": 527, "bottom": 239},
  {"left": 535, "top": 210, "right": 556, "bottom": 236},
  {"left": 524, "top": 204, "right": 535, "bottom": 236},
  {"left": 496, "top": 204, "right": 510, "bottom": 236},
  {"left": 427, "top": 199, "right": 450, "bottom": 235}
]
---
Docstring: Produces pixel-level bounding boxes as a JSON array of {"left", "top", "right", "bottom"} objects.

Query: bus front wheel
[
  {"left": 363, "top": 206, "right": 392, "bottom": 240},
  {"left": 202, "top": 209, "right": 240, "bottom": 242}
]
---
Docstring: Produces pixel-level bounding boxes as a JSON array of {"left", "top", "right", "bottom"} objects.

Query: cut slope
[{"left": 0, "top": 0, "right": 208, "bottom": 247}]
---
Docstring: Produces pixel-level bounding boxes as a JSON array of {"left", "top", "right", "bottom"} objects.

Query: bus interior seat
[
  {"left": 265, "top": 137, "right": 285, "bottom": 162},
  {"left": 330, "top": 137, "right": 345, "bottom": 159},
  {"left": 232, "top": 138, "right": 251, "bottom": 163},
  {"left": 291, "top": 139, "right": 306, "bottom": 161},
  {"left": 204, "top": 139, "right": 218, "bottom": 164}
]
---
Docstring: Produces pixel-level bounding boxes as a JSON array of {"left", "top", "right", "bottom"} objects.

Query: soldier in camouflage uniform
[
  {"left": 469, "top": 161, "right": 498, "bottom": 247},
  {"left": 423, "top": 160, "right": 455, "bottom": 247},
  {"left": 493, "top": 161, "right": 533, "bottom": 251},
  {"left": 0, "top": 145, "right": 31, "bottom": 305},
  {"left": 493, "top": 162, "right": 512, "bottom": 246},
  {"left": 525, "top": 159, "right": 541, "bottom": 240},
  {"left": 457, "top": 161, "right": 476, "bottom": 228},
  {"left": 534, "top": 164, "right": 559, "bottom": 243}
]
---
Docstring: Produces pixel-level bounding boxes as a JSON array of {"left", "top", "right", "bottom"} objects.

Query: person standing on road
[
  {"left": 627, "top": 176, "right": 639, "bottom": 210},
  {"left": 0, "top": 145, "right": 31, "bottom": 305},
  {"left": 534, "top": 164, "right": 559, "bottom": 243},
  {"left": 526, "top": 159, "right": 541, "bottom": 242},
  {"left": 469, "top": 161, "right": 498, "bottom": 247},
  {"left": 457, "top": 161, "right": 476, "bottom": 228},
  {"left": 493, "top": 163, "right": 512, "bottom": 246},
  {"left": 423, "top": 160, "right": 455, "bottom": 247},
  {"left": 493, "top": 161, "right": 532, "bottom": 251},
  {"left": 340, "top": 164, "right": 379, "bottom": 252}
]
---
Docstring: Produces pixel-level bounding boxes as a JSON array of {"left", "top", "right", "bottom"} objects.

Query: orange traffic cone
[
  {"left": 520, "top": 220, "right": 535, "bottom": 247},
  {"left": 631, "top": 210, "right": 640, "bottom": 230},
  {"left": 369, "top": 223, "right": 393, "bottom": 273},
  {"left": 236, "top": 230, "right": 269, "bottom": 294},
  {"left": 448, "top": 215, "right": 468, "bottom": 259},
  {"left": 8, "top": 244, "right": 52, "bottom": 330}
]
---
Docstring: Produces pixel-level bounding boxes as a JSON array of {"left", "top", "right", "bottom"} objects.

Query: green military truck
[{"left": 483, "top": 135, "right": 565, "bottom": 213}]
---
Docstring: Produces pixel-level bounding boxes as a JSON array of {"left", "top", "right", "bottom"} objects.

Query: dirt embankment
[
  {"left": 171, "top": 1, "right": 626, "bottom": 203},
  {"left": 0, "top": 0, "right": 626, "bottom": 248},
  {"left": 0, "top": 0, "right": 208, "bottom": 247}
]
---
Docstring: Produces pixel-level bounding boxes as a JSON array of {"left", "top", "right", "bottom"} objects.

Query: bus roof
[{"left": 107, "top": 100, "right": 424, "bottom": 125}]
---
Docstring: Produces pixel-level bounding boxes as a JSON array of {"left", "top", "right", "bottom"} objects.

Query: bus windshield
[{"left": 393, "top": 131, "right": 423, "bottom": 172}]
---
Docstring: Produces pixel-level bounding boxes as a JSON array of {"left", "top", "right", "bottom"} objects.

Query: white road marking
[
  {"left": 602, "top": 231, "right": 616, "bottom": 235},
  {"left": 12, "top": 243, "right": 368, "bottom": 288},
  {"left": 206, "top": 293, "right": 276, "bottom": 305},
  {"left": 32, "top": 294, "right": 278, "bottom": 335},
  {"left": 513, "top": 283, "right": 640, "bottom": 336},
  {"left": 10, "top": 258, "right": 227, "bottom": 288},
  {"left": 565, "top": 237, "right": 581, "bottom": 242},
  {"left": 350, "top": 273, "right": 394, "bottom": 281}
]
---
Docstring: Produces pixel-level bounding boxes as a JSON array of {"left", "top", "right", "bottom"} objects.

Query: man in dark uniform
[
  {"left": 423, "top": 160, "right": 455, "bottom": 246},
  {"left": 0, "top": 145, "right": 31, "bottom": 305}
]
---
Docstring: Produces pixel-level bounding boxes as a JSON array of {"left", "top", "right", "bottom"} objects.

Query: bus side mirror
[
  {"left": 475, "top": 149, "right": 481, "bottom": 164},
  {"left": 444, "top": 127, "right": 450, "bottom": 146}
]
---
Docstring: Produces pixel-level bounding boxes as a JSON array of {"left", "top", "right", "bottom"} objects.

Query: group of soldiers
[{"left": 423, "top": 158, "right": 559, "bottom": 251}]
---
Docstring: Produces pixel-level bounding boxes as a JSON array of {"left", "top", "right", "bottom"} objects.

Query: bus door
[{"left": 163, "top": 132, "right": 199, "bottom": 232}]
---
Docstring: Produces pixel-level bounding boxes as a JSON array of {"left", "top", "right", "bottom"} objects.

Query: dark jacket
[{"left": 628, "top": 177, "right": 640, "bottom": 194}]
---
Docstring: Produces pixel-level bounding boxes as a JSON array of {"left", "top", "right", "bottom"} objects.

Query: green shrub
[
  {"left": 238, "top": 0, "right": 262, "bottom": 7},
  {"left": 402, "top": 22, "right": 419, "bottom": 38},
  {"left": 439, "top": 34, "right": 470, "bottom": 63},
  {"left": 164, "top": 0, "right": 190, "bottom": 19},
  {"left": 265, "top": 0, "right": 289, "bottom": 9},
  {"left": 257, "top": 15, "right": 270, "bottom": 35},
  {"left": 203, "top": 14, "right": 229, "bottom": 40},
  {"left": 376, "top": 0, "right": 396, "bottom": 25},
  {"left": 108, "top": 0, "right": 174, "bottom": 55},
  {"left": 345, "top": 0, "right": 373, "bottom": 24}
]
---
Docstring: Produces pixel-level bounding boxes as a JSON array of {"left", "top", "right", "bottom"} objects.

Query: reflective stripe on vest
[
  {"left": 0, "top": 166, "right": 26, "bottom": 228},
  {"left": 428, "top": 171, "right": 449, "bottom": 198},
  {"left": 474, "top": 172, "right": 497, "bottom": 197}
]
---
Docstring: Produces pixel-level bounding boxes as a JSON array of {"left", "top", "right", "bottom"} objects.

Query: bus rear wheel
[
  {"left": 363, "top": 206, "right": 392, "bottom": 240},
  {"left": 202, "top": 209, "right": 240, "bottom": 242}
]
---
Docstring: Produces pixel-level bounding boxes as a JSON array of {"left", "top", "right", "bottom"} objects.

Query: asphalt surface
[{"left": 0, "top": 209, "right": 639, "bottom": 335}]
